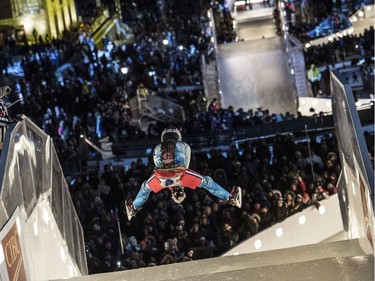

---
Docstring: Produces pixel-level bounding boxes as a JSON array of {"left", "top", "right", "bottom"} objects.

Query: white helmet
[{"left": 161, "top": 125, "right": 182, "bottom": 142}]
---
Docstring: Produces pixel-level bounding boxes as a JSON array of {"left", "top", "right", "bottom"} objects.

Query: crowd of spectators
[
  {"left": 283, "top": 0, "right": 374, "bottom": 43},
  {"left": 284, "top": 0, "right": 375, "bottom": 98},
  {"left": 304, "top": 27, "right": 374, "bottom": 66},
  {"left": 0, "top": 0, "right": 307, "bottom": 170},
  {"left": 268, "top": 0, "right": 374, "bottom": 98},
  {"left": 0, "top": 0, "right": 370, "bottom": 275},
  {"left": 300, "top": 0, "right": 372, "bottom": 24},
  {"left": 71, "top": 131, "right": 340, "bottom": 273},
  {"left": 0, "top": 0, "right": 221, "bottom": 166},
  {"left": 303, "top": 26, "right": 374, "bottom": 97},
  {"left": 181, "top": 97, "right": 304, "bottom": 134}
]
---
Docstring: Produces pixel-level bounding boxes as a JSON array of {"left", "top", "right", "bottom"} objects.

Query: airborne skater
[{"left": 125, "top": 125, "right": 242, "bottom": 221}]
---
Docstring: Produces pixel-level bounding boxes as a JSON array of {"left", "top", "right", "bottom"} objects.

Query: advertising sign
[{"left": 0, "top": 208, "right": 27, "bottom": 281}]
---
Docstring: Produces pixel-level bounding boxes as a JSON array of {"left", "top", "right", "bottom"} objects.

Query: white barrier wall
[
  {"left": 223, "top": 194, "right": 344, "bottom": 256},
  {"left": 0, "top": 202, "right": 81, "bottom": 281}
]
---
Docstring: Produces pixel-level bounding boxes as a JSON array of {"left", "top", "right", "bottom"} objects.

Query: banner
[{"left": 0, "top": 208, "right": 27, "bottom": 281}]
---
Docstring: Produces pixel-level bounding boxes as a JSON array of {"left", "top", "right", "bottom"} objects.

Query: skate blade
[{"left": 124, "top": 201, "right": 133, "bottom": 221}]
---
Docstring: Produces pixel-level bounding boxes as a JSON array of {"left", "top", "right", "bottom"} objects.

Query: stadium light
[
  {"left": 299, "top": 215, "right": 306, "bottom": 225},
  {"left": 254, "top": 239, "right": 262, "bottom": 249},
  {"left": 276, "top": 227, "right": 283, "bottom": 237},
  {"left": 120, "top": 67, "right": 129, "bottom": 75}
]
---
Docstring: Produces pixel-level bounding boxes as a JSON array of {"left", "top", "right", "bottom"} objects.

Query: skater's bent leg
[
  {"left": 198, "top": 176, "right": 230, "bottom": 200},
  {"left": 133, "top": 182, "right": 152, "bottom": 209}
]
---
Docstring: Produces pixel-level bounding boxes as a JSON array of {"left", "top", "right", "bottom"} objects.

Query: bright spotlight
[
  {"left": 120, "top": 67, "right": 129, "bottom": 74},
  {"left": 318, "top": 205, "right": 326, "bottom": 214},
  {"left": 276, "top": 227, "right": 283, "bottom": 237},
  {"left": 254, "top": 239, "right": 262, "bottom": 249},
  {"left": 299, "top": 215, "right": 306, "bottom": 225}
]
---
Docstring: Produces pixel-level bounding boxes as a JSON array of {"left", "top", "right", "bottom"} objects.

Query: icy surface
[
  {"left": 52, "top": 239, "right": 374, "bottom": 281},
  {"left": 217, "top": 8, "right": 295, "bottom": 115}
]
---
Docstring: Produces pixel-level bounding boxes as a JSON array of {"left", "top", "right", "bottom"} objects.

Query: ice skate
[
  {"left": 124, "top": 198, "right": 139, "bottom": 221},
  {"left": 228, "top": 186, "right": 242, "bottom": 208}
]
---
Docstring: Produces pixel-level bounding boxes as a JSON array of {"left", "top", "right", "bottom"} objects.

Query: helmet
[{"left": 161, "top": 125, "right": 182, "bottom": 142}]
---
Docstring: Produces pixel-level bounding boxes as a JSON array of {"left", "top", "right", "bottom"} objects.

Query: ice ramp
[
  {"left": 54, "top": 238, "right": 373, "bottom": 281},
  {"left": 0, "top": 115, "right": 87, "bottom": 281}
]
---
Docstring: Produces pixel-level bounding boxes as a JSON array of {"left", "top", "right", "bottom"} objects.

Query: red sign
[{"left": 2, "top": 222, "right": 27, "bottom": 281}]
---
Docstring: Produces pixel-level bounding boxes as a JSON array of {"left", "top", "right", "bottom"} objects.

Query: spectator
[
  {"left": 292, "top": 194, "right": 305, "bottom": 213},
  {"left": 273, "top": 198, "right": 288, "bottom": 222},
  {"left": 305, "top": 148, "right": 324, "bottom": 175},
  {"left": 217, "top": 223, "right": 239, "bottom": 251},
  {"left": 307, "top": 64, "right": 322, "bottom": 97},
  {"left": 259, "top": 207, "right": 275, "bottom": 230}
]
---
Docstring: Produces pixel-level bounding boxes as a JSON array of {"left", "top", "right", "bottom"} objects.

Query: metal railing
[
  {"left": 130, "top": 91, "right": 185, "bottom": 124},
  {"left": 110, "top": 113, "right": 339, "bottom": 157},
  {"left": 279, "top": 1, "right": 309, "bottom": 99}
]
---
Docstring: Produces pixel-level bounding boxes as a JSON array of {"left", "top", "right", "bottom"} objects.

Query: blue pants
[{"left": 133, "top": 175, "right": 230, "bottom": 209}]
